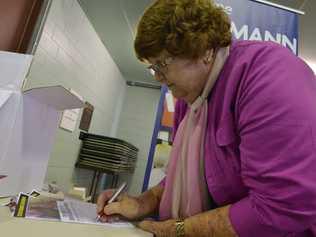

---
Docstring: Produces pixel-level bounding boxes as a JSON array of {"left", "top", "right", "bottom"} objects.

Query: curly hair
[{"left": 134, "top": 0, "right": 232, "bottom": 61}]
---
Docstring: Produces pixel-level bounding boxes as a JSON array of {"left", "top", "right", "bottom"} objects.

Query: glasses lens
[
  {"left": 149, "top": 67, "right": 156, "bottom": 76},
  {"left": 148, "top": 64, "right": 161, "bottom": 76}
]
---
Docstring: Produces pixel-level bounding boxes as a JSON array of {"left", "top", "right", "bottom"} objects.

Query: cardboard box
[{"left": 0, "top": 51, "right": 84, "bottom": 196}]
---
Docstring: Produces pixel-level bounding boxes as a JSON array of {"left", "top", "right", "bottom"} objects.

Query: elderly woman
[{"left": 97, "top": 0, "right": 316, "bottom": 236}]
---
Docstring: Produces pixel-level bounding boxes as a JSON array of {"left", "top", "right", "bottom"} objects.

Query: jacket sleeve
[{"left": 229, "top": 44, "right": 316, "bottom": 236}]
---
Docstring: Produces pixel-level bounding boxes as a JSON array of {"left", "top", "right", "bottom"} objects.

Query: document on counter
[
  {"left": 57, "top": 200, "right": 134, "bottom": 228},
  {"left": 22, "top": 196, "right": 61, "bottom": 221}
]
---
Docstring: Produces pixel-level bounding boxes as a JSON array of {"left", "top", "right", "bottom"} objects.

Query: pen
[
  {"left": 96, "top": 182, "right": 127, "bottom": 222},
  {"left": 95, "top": 212, "right": 103, "bottom": 222}
]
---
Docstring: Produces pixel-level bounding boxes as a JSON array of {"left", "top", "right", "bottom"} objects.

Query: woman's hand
[
  {"left": 97, "top": 185, "right": 164, "bottom": 222},
  {"left": 96, "top": 189, "right": 141, "bottom": 222},
  {"left": 138, "top": 219, "right": 177, "bottom": 237}
]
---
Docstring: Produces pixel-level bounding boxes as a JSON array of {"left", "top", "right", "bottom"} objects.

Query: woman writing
[{"left": 97, "top": 0, "right": 316, "bottom": 236}]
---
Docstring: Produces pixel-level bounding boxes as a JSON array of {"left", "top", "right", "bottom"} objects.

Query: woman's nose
[{"left": 155, "top": 73, "right": 166, "bottom": 84}]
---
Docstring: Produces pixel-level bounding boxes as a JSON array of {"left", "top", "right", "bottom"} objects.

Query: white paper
[
  {"left": 0, "top": 51, "right": 84, "bottom": 196},
  {"left": 0, "top": 92, "right": 20, "bottom": 168},
  {"left": 0, "top": 90, "right": 12, "bottom": 108},
  {"left": 165, "top": 91, "right": 175, "bottom": 112},
  {"left": 23, "top": 86, "right": 84, "bottom": 110},
  {"left": 0, "top": 51, "right": 31, "bottom": 176},
  {"left": 158, "top": 131, "right": 169, "bottom": 142},
  {"left": 59, "top": 89, "right": 83, "bottom": 132},
  {"left": 57, "top": 200, "right": 134, "bottom": 228},
  {"left": 59, "top": 109, "right": 80, "bottom": 132},
  {"left": 0, "top": 94, "right": 60, "bottom": 196},
  {"left": 0, "top": 51, "right": 32, "bottom": 89}
]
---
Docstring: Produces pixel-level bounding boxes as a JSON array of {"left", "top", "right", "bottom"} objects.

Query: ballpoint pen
[{"left": 96, "top": 182, "right": 127, "bottom": 222}]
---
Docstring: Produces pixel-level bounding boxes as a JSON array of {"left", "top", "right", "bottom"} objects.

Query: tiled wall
[
  {"left": 116, "top": 86, "right": 160, "bottom": 195},
  {"left": 24, "top": 0, "right": 126, "bottom": 192}
]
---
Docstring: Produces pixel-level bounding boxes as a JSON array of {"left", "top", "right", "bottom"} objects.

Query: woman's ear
[{"left": 203, "top": 50, "right": 214, "bottom": 64}]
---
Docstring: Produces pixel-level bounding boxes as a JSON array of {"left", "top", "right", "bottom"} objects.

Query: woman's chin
[
  {"left": 170, "top": 90, "right": 181, "bottom": 99},
  {"left": 171, "top": 91, "right": 189, "bottom": 102}
]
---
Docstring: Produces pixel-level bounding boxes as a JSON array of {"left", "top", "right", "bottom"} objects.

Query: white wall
[
  {"left": 25, "top": 0, "right": 126, "bottom": 192},
  {"left": 116, "top": 86, "right": 160, "bottom": 195}
]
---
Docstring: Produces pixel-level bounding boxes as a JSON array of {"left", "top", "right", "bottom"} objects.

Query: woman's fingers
[
  {"left": 104, "top": 202, "right": 122, "bottom": 215},
  {"left": 96, "top": 189, "right": 115, "bottom": 213},
  {"left": 99, "top": 214, "right": 122, "bottom": 223},
  {"left": 97, "top": 191, "right": 140, "bottom": 220},
  {"left": 107, "top": 214, "right": 123, "bottom": 223},
  {"left": 99, "top": 214, "right": 109, "bottom": 222},
  {"left": 116, "top": 193, "right": 127, "bottom": 202}
]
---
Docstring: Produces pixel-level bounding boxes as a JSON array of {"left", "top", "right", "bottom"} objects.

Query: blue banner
[{"left": 215, "top": 0, "right": 299, "bottom": 55}]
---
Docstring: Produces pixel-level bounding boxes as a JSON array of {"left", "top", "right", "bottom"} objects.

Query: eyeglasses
[{"left": 147, "top": 57, "right": 174, "bottom": 76}]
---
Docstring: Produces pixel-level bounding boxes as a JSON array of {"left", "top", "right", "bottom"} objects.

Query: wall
[
  {"left": 24, "top": 0, "right": 126, "bottom": 192},
  {"left": 299, "top": 0, "right": 316, "bottom": 73},
  {"left": 116, "top": 86, "right": 160, "bottom": 196}
]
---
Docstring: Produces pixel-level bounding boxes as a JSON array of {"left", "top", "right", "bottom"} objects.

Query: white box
[{"left": 0, "top": 51, "right": 84, "bottom": 196}]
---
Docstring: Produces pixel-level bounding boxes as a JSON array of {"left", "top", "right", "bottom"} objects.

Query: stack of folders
[{"left": 76, "top": 132, "right": 138, "bottom": 174}]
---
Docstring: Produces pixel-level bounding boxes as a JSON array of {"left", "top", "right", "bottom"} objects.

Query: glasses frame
[{"left": 147, "top": 57, "right": 174, "bottom": 76}]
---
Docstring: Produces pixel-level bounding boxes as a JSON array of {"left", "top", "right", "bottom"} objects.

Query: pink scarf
[{"left": 159, "top": 47, "right": 230, "bottom": 220}]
